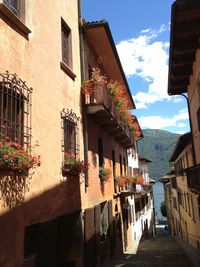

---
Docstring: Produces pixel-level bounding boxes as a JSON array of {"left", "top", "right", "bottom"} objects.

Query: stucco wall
[
  {"left": 188, "top": 49, "right": 200, "bottom": 164},
  {"left": 171, "top": 144, "right": 200, "bottom": 248},
  {"left": 0, "top": 1, "right": 83, "bottom": 265},
  {"left": 83, "top": 116, "right": 128, "bottom": 209}
]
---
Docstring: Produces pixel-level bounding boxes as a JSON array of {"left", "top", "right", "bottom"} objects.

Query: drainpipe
[
  {"left": 78, "top": 0, "right": 89, "bottom": 190},
  {"left": 179, "top": 93, "right": 196, "bottom": 165}
]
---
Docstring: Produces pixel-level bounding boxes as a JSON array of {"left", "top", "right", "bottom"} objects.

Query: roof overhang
[
  {"left": 169, "top": 132, "right": 191, "bottom": 162},
  {"left": 149, "top": 178, "right": 156, "bottom": 184},
  {"left": 168, "top": 0, "right": 200, "bottom": 95},
  {"left": 138, "top": 154, "right": 152, "bottom": 163},
  {"left": 82, "top": 20, "right": 135, "bottom": 109}
]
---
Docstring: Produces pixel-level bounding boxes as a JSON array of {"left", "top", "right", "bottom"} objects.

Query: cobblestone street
[{"left": 110, "top": 226, "right": 195, "bottom": 267}]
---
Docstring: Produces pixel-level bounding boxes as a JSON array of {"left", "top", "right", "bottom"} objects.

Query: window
[
  {"left": 60, "top": 19, "right": 76, "bottom": 79},
  {"left": 61, "top": 19, "right": 72, "bottom": 68},
  {"left": 175, "top": 157, "right": 184, "bottom": 176},
  {"left": 0, "top": 71, "right": 32, "bottom": 147},
  {"left": 61, "top": 109, "right": 79, "bottom": 159},
  {"left": 98, "top": 138, "right": 103, "bottom": 167},
  {"left": 3, "top": 0, "right": 25, "bottom": 21},
  {"left": 3, "top": 0, "right": 19, "bottom": 17}
]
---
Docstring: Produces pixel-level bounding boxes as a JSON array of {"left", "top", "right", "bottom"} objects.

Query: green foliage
[
  {"left": 115, "top": 175, "right": 121, "bottom": 185},
  {"left": 63, "top": 151, "right": 87, "bottom": 176},
  {"left": 138, "top": 129, "right": 180, "bottom": 181},
  {"left": 99, "top": 166, "right": 111, "bottom": 181}
]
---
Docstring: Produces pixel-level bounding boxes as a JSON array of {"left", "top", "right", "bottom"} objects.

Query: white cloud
[
  {"left": 138, "top": 109, "right": 189, "bottom": 130},
  {"left": 179, "top": 108, "right": 188, "bottom": 113},
  {"left": 176, "top": 131, "right": 186, "bottom": 135},
  {"left": 171, "top": 97, "right": 184, "bottom": 103},
  {"left": 177, "top": 123, "right": 187, "bottom": 128},
  {"left": 116, "top": 25, "right": 172, "bottom": 109}
]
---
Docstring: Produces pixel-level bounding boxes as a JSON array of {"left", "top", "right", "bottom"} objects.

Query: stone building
[
  {"left": 0, "top": 1, "right": 85, "bottom": 266},
  {"left": 164, "top": 133, "right": 200, "bottom": 247},
  {"left": 0, "top": 1, "right": 152, "bottom": 266},
  {"left": 167, "top": 0, "right": 200, "bottom": 249},
  {"left": 80, "top": 20, "right": 137, "bottom": 265}
]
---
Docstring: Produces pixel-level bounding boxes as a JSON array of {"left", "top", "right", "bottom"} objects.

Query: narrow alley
[
  {"left": 110, "top": 225, "right": 200, "bottom": 267},
  {"left": 1, "top": 1, "right": 200, "bottom": 267}
]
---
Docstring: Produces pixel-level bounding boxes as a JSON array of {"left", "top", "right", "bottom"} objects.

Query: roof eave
[{"left": 82, "top": 20, "right": 135, "bottom": 109}]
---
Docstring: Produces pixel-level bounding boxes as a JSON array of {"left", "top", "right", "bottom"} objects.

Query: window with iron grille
[
  {"left": 61, "top": 19, "right": 72, "bottom": 68},
  {"left": 61, "top": 109, "right": 79, "bottom": 160},
  {"left": 3, "top": 0, "right": 25, "bottom": 20},
  {"left": 0, "top": 71, "right": 32, "bottom": 148}
]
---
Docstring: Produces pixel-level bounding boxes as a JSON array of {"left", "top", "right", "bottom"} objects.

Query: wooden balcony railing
[
  {"left": 84, "top": 86, "right": 134, "bottom": 148},
  {"left": 186, "top": 164, "right": 200, "bottom": 192}
]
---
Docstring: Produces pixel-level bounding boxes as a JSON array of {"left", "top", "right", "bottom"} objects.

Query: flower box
[
  {"left": 0, "top": 138, "right": 40, "bottom": 177},
  {"left": 62, "top": 151, "right": 87, "bottom": 177},
  {"left": 0, "top": 166, "right": 28, "bottom": 177},
  {"left": 62, "top": 165, "right": 81, "bottom": 177}
]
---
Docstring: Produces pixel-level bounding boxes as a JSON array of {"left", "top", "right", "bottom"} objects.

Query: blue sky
[{"left": 82, "top": 0, "right": 190, "bottom": 134}]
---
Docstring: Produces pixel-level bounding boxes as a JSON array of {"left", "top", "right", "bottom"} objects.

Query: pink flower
[{"left": 2, "top": 154, "right": 8, "bottom": 160}]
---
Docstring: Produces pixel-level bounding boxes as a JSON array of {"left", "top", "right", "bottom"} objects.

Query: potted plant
[
  {"left": 134, "top": 175, "right": 144, "bottom": 185},
  {"left": 114, "top": 175, "right": 127, "bottom": 189},
  {"left": 62, "top": 150, "right": 87, "bottom": 176},
  {"left": 81, "top": 68, "right": 107, "bottom": 96},
  {"left": 99, "top": 166, "right": 111, "bottom": 182},
  {"left": 114, "top": 175, "right": 121, "bottom": 186},
  {"left": 0, "top": 136, "right": 40, "bottom": 176},
  {"left": 124, "top": 175, "right": 131, "bottom": 185}
]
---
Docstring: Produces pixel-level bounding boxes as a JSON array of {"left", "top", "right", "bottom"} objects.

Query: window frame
[
  {"left": 61, "top": 21, "right": 72, "bottom": 67},
  {"left": 0, "top": 0, "right": 30, "bottom": 36},
  {"left": 3, "top": 0, "right": 20, "bottom": 19},
  {"left": 60, "top": 18, "right": 76, "bottom": 80},
  {"left": 61, "top": 109, "right": 80, "bottom": 161}
]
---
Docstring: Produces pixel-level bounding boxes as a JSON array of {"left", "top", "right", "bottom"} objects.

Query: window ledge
[
  {"left": 60, "top": 61, "right": 76, "bottom": 80},
  {"left": 0, "top": 3, "right": 31, "bottom": 36}
]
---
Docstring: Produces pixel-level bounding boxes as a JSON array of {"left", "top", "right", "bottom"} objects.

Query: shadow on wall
[{"left": 0, "top": 175, "right": 83, "bottom": 267}]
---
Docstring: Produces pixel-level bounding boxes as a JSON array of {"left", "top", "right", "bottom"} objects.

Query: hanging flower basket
[
  {"left": 81, "top": 68, "right": 107, "bottom": 95},
  {"left": 62, "top": 151, "right": 87, "bottom": 177},
  {"left": 99, "top": 166, "right": 111, "bottom": 182},
  {"left": 0, "top": 138, "right": 40, "bottom": 177},
  {"left": 134, "top": 175, "right": 144, "bottom": 185}
]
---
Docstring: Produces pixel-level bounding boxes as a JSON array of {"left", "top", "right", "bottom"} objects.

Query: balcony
[
  {"left": 84, "top": 86, "right": 134, "bottom": 148},
  {"left": 186, "top": 164, "right": 200, "bottom": 192}
]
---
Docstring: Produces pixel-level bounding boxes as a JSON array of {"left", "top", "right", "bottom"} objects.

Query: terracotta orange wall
[
  {"left": 83, "top": 116, "right": 128, "bottom": 209},
  {"left": 188, "top": 49, "right": 200, "bottom": 164},
  {"left": 0, "top": 1, "right": 83, "bottom": 265},
  {"left": 0, "top": 0, "right": 83, "bottom": 212}
]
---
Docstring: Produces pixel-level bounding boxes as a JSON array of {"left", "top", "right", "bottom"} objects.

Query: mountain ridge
[{"left": 137, "top": 129, "right": 180, "bottom": 181}]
